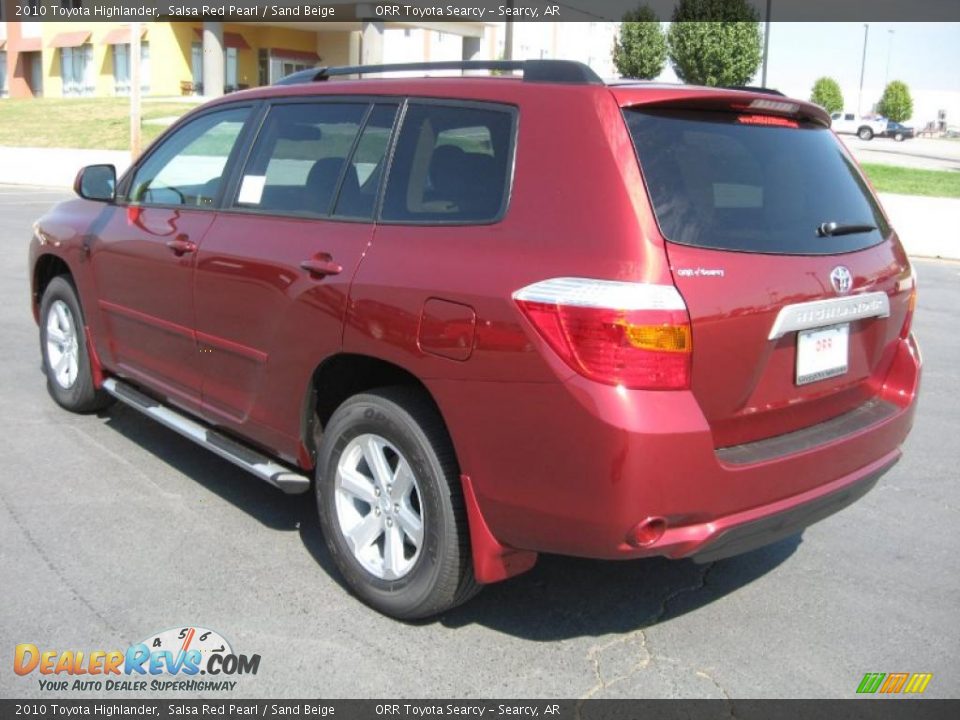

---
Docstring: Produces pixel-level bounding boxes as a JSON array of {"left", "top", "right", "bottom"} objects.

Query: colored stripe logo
[{"left": 857, "top": 672, "right": 933, "bottom": 694}]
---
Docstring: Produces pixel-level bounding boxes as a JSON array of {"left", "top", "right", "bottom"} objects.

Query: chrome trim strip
[
  {"left": 102, "top": 378, "right": 310, "bottom": 494},
  {"left": 768, "top": 291, "right": 890, "bottom": 340}
]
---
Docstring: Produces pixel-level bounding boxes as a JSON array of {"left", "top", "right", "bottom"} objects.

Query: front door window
[{"left": 129, "top": 107, "right": 250, "bottom": 207}]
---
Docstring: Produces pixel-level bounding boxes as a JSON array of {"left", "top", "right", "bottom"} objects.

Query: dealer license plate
[{"left": 796, "top": 324, "right": 849, "bottom": 385}]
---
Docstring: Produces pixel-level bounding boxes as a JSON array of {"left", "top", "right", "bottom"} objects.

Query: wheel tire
[
  {"left": 39, "top": 276, "right": 114, "bottom": 413},
  {"left": 895, "top": 133, "right": 905, "bottom": 142},
  {"left": 858, "top": 127, "right": 874, "bottom": 140},
  {"left": 315, "top": 387, "right": 480, "bottom": 620}
]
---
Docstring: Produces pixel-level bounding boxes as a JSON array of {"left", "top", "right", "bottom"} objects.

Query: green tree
[
  {"left": 810, "top": 77, "right": 844, "bottom": 113},
  {"left": 612, "top": 6, "right": 667, "bottom": 79},
  {"left": 877, "top": 81, "right": 914, "bottom": 123},
  {"left": 667, "top": 0, "right": 762, "bottom": 87}
]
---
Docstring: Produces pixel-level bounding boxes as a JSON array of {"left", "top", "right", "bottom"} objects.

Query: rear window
[{"left": 624, "top": 109, "right": 890, "bottom": 255}]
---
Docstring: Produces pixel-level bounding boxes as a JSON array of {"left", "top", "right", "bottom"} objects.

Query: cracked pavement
[{"left": 1, "top": 187, "right": 957, "bottom": 699}]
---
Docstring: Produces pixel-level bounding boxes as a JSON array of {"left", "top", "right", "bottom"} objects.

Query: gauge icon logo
[{"left": 134, "top": 626, "right": 233, "bottom": 674}]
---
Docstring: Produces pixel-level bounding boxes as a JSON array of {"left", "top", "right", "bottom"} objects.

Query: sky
[
  {"left": 651, "top": 22, "right": 959, "bottom": 92},
  {"left": 764, "top": 23, "right": 958, "bottom": 96},
  {"left": 652, "top": 22, "right": 960, "bottom": 124}
]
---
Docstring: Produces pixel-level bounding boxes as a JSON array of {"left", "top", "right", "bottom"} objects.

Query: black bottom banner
[{"left": 1, "top": 700, "right": 957, "bottom": 720}]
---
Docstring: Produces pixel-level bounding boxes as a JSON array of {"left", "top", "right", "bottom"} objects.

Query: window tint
[
  {"left": 381, "top": 103, "right": 514, "bottom": 224},
  {"left": 235, "top": 102, "right": 367, "bottom": 217},
  {"left": 844, "top": 113, "right": 855, "bottom": 121},
  {"left": 129, "top": 108, "right": 249, "bottom": 207},
  {"left": 333, "top": 104, "right": 398, "bottom": 219},
  {"left": 624, "top": 109, "right": 889, "bottom": 255}
]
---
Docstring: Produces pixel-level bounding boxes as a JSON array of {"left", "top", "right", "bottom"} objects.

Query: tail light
[{"left": 513, "top": 278, "right": 692, "bottom": 390}]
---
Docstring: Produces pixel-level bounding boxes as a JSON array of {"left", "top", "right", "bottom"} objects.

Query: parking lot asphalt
[{"left": 1, "top": 185, "right": 957, "bottom": 700}]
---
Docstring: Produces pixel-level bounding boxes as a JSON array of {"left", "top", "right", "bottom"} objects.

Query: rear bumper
[
  {"left": 431, "top": 333, "right": 921, "bottom": 564},
  {"left": 682, "top": 452, "right": 895, "bottom": 562}
]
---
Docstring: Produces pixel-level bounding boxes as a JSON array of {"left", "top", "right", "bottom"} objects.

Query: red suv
[{"left": 29, "top": 60, "right": 921, "bottom": 619}]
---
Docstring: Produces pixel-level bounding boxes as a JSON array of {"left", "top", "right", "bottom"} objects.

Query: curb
[{"left": 0, "top": 146, "right": 131, "bottom": 189}]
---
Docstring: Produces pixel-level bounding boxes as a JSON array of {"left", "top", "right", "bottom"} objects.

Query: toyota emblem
[{"left": 830, "top": 266, "right": 853, "bottom": 295}]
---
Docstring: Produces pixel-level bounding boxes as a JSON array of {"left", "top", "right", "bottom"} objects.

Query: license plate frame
[{"left": 796, "top": 323, "right": 850, "bottom": 386}]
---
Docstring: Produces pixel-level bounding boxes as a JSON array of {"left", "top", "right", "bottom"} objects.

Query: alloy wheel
[
  {"left": 334, "top": 433, "right": 424, "bottom": 580},
  {"left": 46, "top": 300, "right": 79, "bottom": 389}
]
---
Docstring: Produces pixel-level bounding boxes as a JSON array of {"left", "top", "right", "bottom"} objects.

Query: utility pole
[
  {"left": 885, "top": 29, "right": 895, "bottom": 85},
  {"left": 761, "top": 0, "right": 772, "bottom": 87},
  {"left": 857, "top": 23, "right": 869, "bottom": 116},
  {"left": 130, "top": 22, "right": 142, "bottom": 159},
  {"left": 503, "top": 0, "right": 514, "bottom": 61}
]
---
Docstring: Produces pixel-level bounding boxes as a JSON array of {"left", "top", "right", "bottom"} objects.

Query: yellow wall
[
  {"left": 316, "top": 31, "right": 355, "bottom": 66},
  {"left": 153, "top": 24, "right": 193, "bottom": 96}
]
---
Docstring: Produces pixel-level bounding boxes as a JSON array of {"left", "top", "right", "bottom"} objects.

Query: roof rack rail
[
  {"left": 274, "top": 59, "right": 603, "bottom": 86},
  {"left": 724, "top": 85, "right": 785, "bottom": 96}
]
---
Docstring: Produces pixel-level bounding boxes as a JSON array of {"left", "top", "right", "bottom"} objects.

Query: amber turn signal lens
[{"left": 623, "top": 324, "right": 692, "bottom": 353}]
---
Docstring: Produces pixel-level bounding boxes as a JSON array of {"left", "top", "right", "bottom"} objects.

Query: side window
[
  {"left": 333, "top": 103, "right": 398, "bottom": 220},
  {"left": 381, "top": 103, "right": 515, "bottom": 224},
  {"left": 235, "top": 102, "right": 367, "bottom": 217},
  {"left": 129, "top": 108, "right": 249, "bottom": 207},
  {"left": 844, "top": 113, "right": 855, "bottom": 121}
]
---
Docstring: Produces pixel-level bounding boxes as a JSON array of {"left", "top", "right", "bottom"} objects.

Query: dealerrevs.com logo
[{"left": 14, "top": 627, "right": 261, "bottom": 692}]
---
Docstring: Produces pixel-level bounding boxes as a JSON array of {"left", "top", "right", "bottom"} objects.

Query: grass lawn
[
  {"left": 861, "top": 163, "right": 960, "bottom": 199},
  {"left": 0, "top": 98, "right": 196, "bottom": 150}
]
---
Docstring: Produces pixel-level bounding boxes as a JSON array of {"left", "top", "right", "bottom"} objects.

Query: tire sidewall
[
  {"left": 316, "top": 395, "right": 454, "bottom": 617},
  {"left": 39, "top": 277, "right": 95, "bottom": 410},
  {"left": 859, "top": 127, "right": 873, "bottom": 140}
]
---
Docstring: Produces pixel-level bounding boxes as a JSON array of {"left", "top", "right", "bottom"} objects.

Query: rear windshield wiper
[{"left": 817, "top": 221, "right": 877, "bottom": 237}]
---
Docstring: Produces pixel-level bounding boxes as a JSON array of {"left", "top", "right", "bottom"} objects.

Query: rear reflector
[{"left": 513, "top": 278, "right": 692, "bottom": 390}]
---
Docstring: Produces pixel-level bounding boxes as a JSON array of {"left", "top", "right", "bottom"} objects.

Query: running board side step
[{"left": 102, "top": 378, "right": 311, "bottom": 494}]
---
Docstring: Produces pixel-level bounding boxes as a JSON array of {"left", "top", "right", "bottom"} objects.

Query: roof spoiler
[
  {"left": 723, "top": 86, "right": 785, "bottom": 96},
  {"left": 274, "top": 59, "right": 603, "bottom": 86}
]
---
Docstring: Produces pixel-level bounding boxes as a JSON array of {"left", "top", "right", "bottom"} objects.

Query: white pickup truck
[{"left": 830, "top": 112, "right": 888, "bottom": 140}]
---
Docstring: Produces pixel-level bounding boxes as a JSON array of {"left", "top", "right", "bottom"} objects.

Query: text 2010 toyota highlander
[{"left": 29, "top": 61, "right": 920, "bottom": 619}]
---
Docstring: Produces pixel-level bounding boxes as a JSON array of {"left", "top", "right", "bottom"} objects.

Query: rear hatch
[{"left": 615, "top": 89, "right": 914, "bottom": 447}]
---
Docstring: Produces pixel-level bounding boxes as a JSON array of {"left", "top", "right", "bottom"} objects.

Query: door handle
[
  {"left": 166, "top": 236, "right": 197, "bottom": 256},
  {"left": 300, "top": 257, "right": 343, "bottom": 278}
]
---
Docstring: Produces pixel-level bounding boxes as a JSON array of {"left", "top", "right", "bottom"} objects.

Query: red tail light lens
[{"left": 514, "top": 278, "right": 692, "bottom": 390}]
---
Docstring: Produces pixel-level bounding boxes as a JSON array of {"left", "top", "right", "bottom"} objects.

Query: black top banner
[
  {"left": 0, "top": 700, "right": 958, "bottom": 720},
  {"left": 8, "top": 0, "right": 960, "bottom": 23}
]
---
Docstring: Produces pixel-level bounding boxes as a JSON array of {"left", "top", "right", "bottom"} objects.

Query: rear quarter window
[
  {"left": 624, "top": 109, "right": 890, "bottom": 255},
  {"left": 381, "top": 102, "right": 515, "bottom": 224}
]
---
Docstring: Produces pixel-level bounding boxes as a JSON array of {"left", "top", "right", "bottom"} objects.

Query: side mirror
[{"left": 74, "top": 165, "right": 117, "bottom": 202}]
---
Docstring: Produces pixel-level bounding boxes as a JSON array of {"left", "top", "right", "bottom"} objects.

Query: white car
[{"left": 830, "top": 112, "right": 888, "bottom": 141}]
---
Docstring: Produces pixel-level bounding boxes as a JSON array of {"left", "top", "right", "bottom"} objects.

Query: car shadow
[
  {"left": 99, "top": 403, "right": 348, "bottom": 591},
  {"left": 436, "top": 539, "right": 799, "bottom": 640},
  {"left": 100, "top": 402, "right": 800, "bottom": 639}
]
